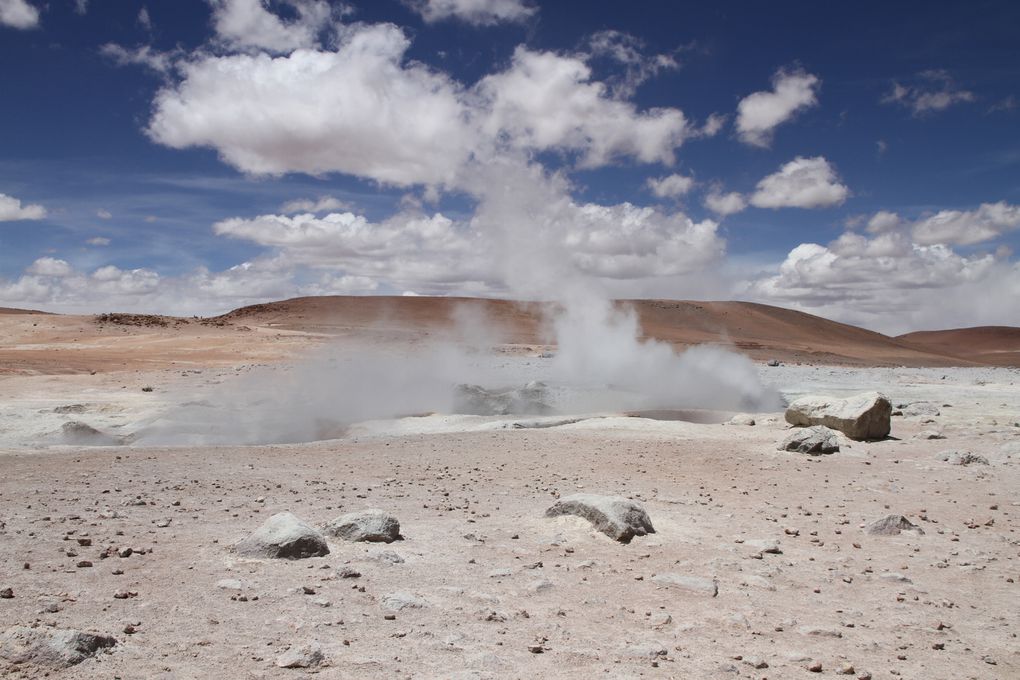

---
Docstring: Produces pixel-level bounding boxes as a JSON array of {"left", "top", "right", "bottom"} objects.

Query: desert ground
[{"left": 1, "top": 298, "right": 1018, "bottom": 679}]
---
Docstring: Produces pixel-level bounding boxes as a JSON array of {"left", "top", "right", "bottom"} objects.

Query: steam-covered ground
[{"left": 1, "top": 343, "right": 1019, "bottom": 678}]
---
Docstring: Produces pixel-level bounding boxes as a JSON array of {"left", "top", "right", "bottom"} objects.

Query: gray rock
[
  {"left": 545, "top": 494, "right": 654, "bottom": 543},
  {"left": 323, "top": 509, "right": 400, "bottom": 543},
  {"left": 938, "top": 450, "right": 989, "bottom": 466},
  {"left": 650, "top": 573, "right": 718, "bottom": 596},
  {"left": 727, "top": 414, "right": 756, "bottom": 426},
  {"left": 785, "top": 392, "right": 891, "bottom": 440},
  {"left": 453, "top": 382, "right": 552, "bottom": 416},
  {"left": 234, "top": 512, "right": 329, "bottom": 559},
  {"left": 0, "top": 626, "right": 116, "bottom": 668},
  {"left": 778, "top": 426, "right": 840, "bottom": 454},
  {"left": 381, "top": 591, "right": 427, "bottom": 611},
  {"left": 60, "top": 421, "right": 121, "bottom": 446},
  {"left": 865, "top": 514, "right": 924, "bottom": 536},
  {"left": 276, "top": 642, "right": 324, "bottom": 669}
]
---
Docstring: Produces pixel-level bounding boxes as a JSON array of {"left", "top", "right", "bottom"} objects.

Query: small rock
[
  {"left": 276, "top": 642, "right": 324, "bottom": 669},
  {"left": 234, "top": 512, "right": 329, "bottom": 560},
  {"left": 545, "top": 494, "right": 655, "bottom": 543},
  {"left": 0, "top": 626, "right": 116, "bottom": 668},
  {"left": 807, "top": 660, "right": 823, "bottom": 672},
  {"left": 865, "top": 514, "right": 924, "bottom": 536},
  {"left": 380, "top": 592, "right": 426, "bottom": 611},
  {"left": 322, "top": 509, "right": 401, "bottom": 543},
  {"left": 778, "top": 426, "right": 840, "bottom": 454}
]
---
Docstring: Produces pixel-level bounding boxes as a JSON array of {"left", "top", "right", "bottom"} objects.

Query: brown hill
[
  {"left": 220, "top": 296, "right": 979, "bottom": 367},
  {"left": 0, "top": 307, "right": 49, "bottom": 314},
  {"left": 897, "top": 327, "right": 1020, "bottom": 367}
]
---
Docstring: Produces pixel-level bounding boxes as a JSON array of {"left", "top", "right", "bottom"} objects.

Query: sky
[{"left": 0, "top": 0, "right": 1018, "bottom": 334}]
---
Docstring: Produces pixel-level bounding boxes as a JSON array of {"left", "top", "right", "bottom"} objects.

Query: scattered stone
[
  {"left": 808, "top": 660, "right": 823, "bottom": 672},
  {"left": 117, "top": 547, "right": 133, "bottom": 558},
  {"left": 0, "top": 588, "right": 12, "bottom": 599},
  {"left": 60, "top": 421, "right": 122, "bottom": 446},
  {"left": 381, "top": 592, "right": 426, "bottom": 612},
  {"left": 0, "top": 626, "right": 116, "bottom": 668},
  {"left": 784, "top": 392, "right": 891, "bottom": 440},
  {"left": 323, "top": 509, "right": 401, "bottom": 543},
  {"left": 837, "top": 662, "right": 855, "bottom": 675},
  {"left": 778, "top": 426, "right": 840, "bottom": 454},
  {"left": 155, "top": 519, "right": 171, "bottom": 528},
  {"left": 650, "top": 573, "right": 718, "bottom": 597},
  {"left": 234, "top": 512, "right": 329, "bottom": 559},
  {"left": 865, "top": 514, "right": 924, "bottom": 536},
  {"left": 766, "top": 359, "right": 781, "bottom": 367},
  {"left": 336, "top": 567, "right": 361, "bottom": 579},
  {"left": 624, "top": 642, "right": 668, "bottom": 658},
  {"left": 544, "top": 494, "right": 655, "bottom": 543},
  {"left": 727, "top": 414, "right": 756, "bottom": 426},
  {"left": 938, "top": 450, "right": 989, "bottom": 466},
  {"left": 276, "top": 642, "right": 324, "bottom": 669}
]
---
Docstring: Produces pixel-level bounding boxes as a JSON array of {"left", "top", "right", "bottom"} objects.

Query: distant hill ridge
[{"left": 219, "top": 295, "right": 1017, "bottom": 367}]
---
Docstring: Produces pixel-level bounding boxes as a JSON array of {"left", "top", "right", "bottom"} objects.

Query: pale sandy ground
[{"left": 1, "top": 312, "right": 1019, "bottom": 679}]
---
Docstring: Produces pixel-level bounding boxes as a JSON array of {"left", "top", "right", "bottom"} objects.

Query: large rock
[
  {"left": 235, "top": 512, "right": 329, "bottom": 559},
  {"left": 0, "top": 626, "right": 116, "bottom": 668},
  {"left": 865, "top": 514, "right": 924, "bottom": 536},
  {"left": 785, "top": 392, "right": 891, "bottom": 440},
  {"left": 545, "top": 494, "right": 654, "bottom": 543},
  {"left": 778, "top": 426, "right": 840, "bottom": 454},
  {"left": 453, "top": 382, "right": 552, "bottom": 416},
  {"left": 323, "top": 509, "right": 401, "bottom": 543}
]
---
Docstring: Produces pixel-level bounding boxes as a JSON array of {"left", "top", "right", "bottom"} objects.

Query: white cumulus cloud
[
  {"left": 208, "top": 0, "right": 332, "bottom": 53},
  {"left": 0, "top": 0, "right": 39, "bottom": 29},
  {"left": 911, "top": 202, "right": 1020, "bottom": 246},
  {"left": 0, "top": 193, "right": 46, "bottom": 221},
  {"left": 750, "top": 156, "right": 848, "bottom": 209},
  {"left": 478, "top": 47, "right": 689, "bottom": 168},
  {"left": 647, "top": 173, "right": 694, "bottom": 198},
  {"left": 747, "top": 229, "right": 1020, "bottom": 333},
  {"left": 147, "top": 23, "right": 475, "bottom": 187},
  {"left": 736, "top": 68, "right": 819, "bottom": 147},
  {"left": 409, "top": 0, "right": 535, "bottom": 25},
  {"left": 704, "top": 189, "right": 747, "bottom": 216}
]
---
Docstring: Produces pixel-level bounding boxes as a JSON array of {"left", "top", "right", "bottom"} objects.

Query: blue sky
[{"left": 0, "top": 0, "right": 1018, "bottom": 333}]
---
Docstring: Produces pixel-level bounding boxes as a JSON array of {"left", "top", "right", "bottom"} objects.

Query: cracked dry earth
[{"left": 1, "top": 410, "right": 1018, "bottom": 679}]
